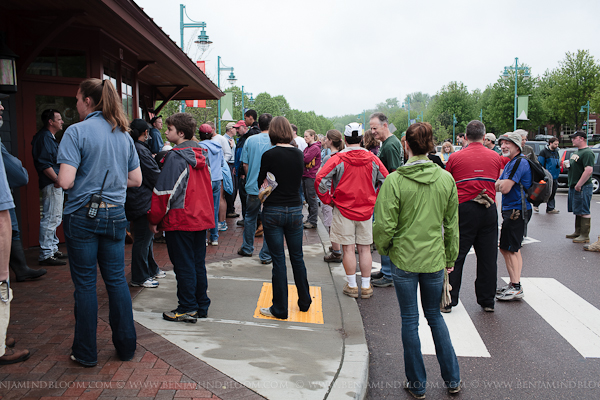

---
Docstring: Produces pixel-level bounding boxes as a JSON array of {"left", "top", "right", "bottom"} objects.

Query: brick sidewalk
[{"left": 0, "top": 205, "right": 321, "bottom": 400}]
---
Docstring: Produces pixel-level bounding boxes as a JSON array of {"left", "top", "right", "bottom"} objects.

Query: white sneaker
[
  {"left": 130, "top": 278, "right": 159, "bottom": 288},
  {"left": 154, "top": 269, "right": 167, "bottom": 279},
  {"left": 208, "top": 240, "right": 218, "bottom": 246}
]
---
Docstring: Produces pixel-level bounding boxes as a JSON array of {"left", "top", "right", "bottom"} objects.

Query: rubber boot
[
  {"left": 566, "top": 216, "right": 582, "bottom": 239},
  {"left": 584, "top": 236, "right": 600, "bottom": 252},
  {"left": 573, "top": 218, "right": 591, "bottom": 243},
  {"left": 9, "top": 239, "right": 47, "bottom": 282}
]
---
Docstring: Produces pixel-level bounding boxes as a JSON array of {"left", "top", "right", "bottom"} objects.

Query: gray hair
[
  {"left": 369, "top": 112, "right": 388, "bottom": 126},
  {"left": 514, "top": 129, "right": 528, "bottom": 139},
  {"left": 466, "top": 120, "right": 486, "bottom": 141}
]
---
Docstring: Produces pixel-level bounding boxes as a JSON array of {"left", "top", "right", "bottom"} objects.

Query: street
[{"left": 359, "top": 189, "right": 600, "bottom": 400}]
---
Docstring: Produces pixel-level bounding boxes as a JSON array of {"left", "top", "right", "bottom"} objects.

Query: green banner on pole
[
  {"left": 517, "top": 95, "right": 529, "bottom": 120},
  {"left": 221, "top": 92, "right": 234, "bottom": 121}
]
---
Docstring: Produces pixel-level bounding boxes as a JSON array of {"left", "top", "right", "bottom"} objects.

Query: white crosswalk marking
[{"left": 502, "top": 277, "right": 600, "bottom": 358}]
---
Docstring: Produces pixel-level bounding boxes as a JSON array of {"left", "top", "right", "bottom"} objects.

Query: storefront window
[
  {"left": 26, "top": 48, "right": 86, "bottom": 77},
  {"left": 103, "top": 58, "right": 118, "bottom": 89},
  {"left": 122, "top": 67, "right": 133, "bottom": 120}
]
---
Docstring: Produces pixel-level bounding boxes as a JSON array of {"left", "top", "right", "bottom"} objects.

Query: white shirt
[
  {"left": 294, "top": 136, "right": 307, "bottom": 152},
  {"left": 212, "top": 134, "right": 233, "bottom": 163}
]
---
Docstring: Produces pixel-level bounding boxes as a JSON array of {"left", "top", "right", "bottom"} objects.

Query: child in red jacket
[{"left": 149, "top": 113, "right": 214, "bottom": 323}]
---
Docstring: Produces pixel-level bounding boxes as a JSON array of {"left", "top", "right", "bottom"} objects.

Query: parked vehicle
[
  {"left": 524, "top": 141, "right": 548, "bottom": 158},
  {"left": 535, "top": 134, "right": 554, "bottom": 141},
  {"left": 558, "top": 147, "right": 600, "bottom": 194}
]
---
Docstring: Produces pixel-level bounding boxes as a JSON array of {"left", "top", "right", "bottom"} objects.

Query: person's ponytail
[{"left": 79, "top": 78, "right": 129, "bottom": 133}]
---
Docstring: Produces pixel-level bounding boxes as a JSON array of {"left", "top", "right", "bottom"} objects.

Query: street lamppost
[
  {"left": 452, "top": 114, "right": 457, "bottom": 145},
  {"left": 416, "top": 111, "right": 424, "bottom": 122},
  {"left": 402, "top": 98, "right": 411, "bottom": 128},
  {"left": 502, "top": 57, "right": 530, "bottom": 131},
  {"left": 242, "top": 85, "right": 253, "bottom": 120},
  {"left": 580, "top": 100, "right": 590, "bottom": 144},
  {"left": 179, "top": 4, "right": 211, "bottom": 112},
  {"left": 357, "top": 110, "right": 366, "bottom": 128},
  {"left": 217, "top": 56, "right": 236, "bottom": 134},
  {"left": 479, "top": 109, "right": 483, "bottom": 122}
]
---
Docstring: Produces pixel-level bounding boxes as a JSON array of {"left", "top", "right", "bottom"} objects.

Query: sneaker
[
  {"left": 0, "top": 348, "right": 31, "bottom": 365},
  {"left": 547, "top": 209, "right": 560, "bottom": 214},
  {"left": 482, "top": 306, "right": 495, "bottom": 312},
  {"left": 361, "top": 285, "right": 373, "bottom": 299},
  {"left": 261, "top": 259, "right": 272, "bottom": 265},
  {"left": 237, "top": 248, "right": 252, "bottom": 257},
  {"left": 342, "top": 283, "right": 359, "bottom": 298},
  {"left": 441, "top": 306, "right": 452, "bottom": 313},
  {"left": 403, "top": 381, "right": 426, "bottom": 399},
  {"left": 154, "top": 269, "right": 167, "bottom": 279},
  {"left": 533, "top": 206, "right": 539, "bottom": 212},
  {"left": 218, "top": 221, "right": 228, "bottom": 231},
  {"left": 208, "top": 240, "right": 219, "bottom": 246},
  {"left": 323, "top": 252, "right": 342, "bottom": 263},
  {"left": 496, "top": 283, "right": 511, "bottom": 294},
  {"left": 303, "top": 222, "right": 316, "bottom": 229},
  {"left": 259, "top": 307, "right": 286, "bottom": 319},
  {"left": 226, "top": 212, "right": 239, "bottom": 218},
  {"left": 371, "top": 270, "right": 383, "bottom": 279},
  {"left": 163, "top": 310, "right": 198, "bottom": 323},
  {"left": 54, "top": 251, "right": 68, "bottom": 259},
  {"left": 130, "top": 278, "right": 159, "bottom": 288},
  {"left": 236, "top": 219, "right": 245, "bottom": 226},
  {"left": 448, "top": 380, "right": 462, "bottom": 394},
  {"left": 69, "top": 354, "right": 96, "bottom": 367},
  {"left": 39, "top": 256, "right": 66, "bottom": 266},
  {"left": 496, "top": 286, "right": 524, "bottom": 301},
  {"left": 372, "top": 277, "right": 394, "bottom": 287}
]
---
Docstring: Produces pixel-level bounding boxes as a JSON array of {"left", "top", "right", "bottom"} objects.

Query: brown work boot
[
  {"left": 0, "top": 348, "right": 30, "bottom": 365},
  {"left": 573, "top": 218, "right": 591, "bottom": 243},
  {"left": 584, "top": 236, "right": 600, "bottom": 252},
  {"left": 342, "top": 283, "right": 359, "bottom": 298},
  {"left": 323, "top": 252, "right": 342, "bottom": 263},
  {"left": 361, "top": 285, "right": 374, "bottom": 299},
  {"left": 566, "top": 216, "right": 582, "bottom": 238}
]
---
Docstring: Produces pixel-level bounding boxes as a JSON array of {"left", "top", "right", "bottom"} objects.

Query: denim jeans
[
  {"left": 380, "top": 255, "right": 395, "bottom": 280},
  {"left": 64, "top": 206, "right": 136, "bottom": 365},
  {"left": 130, "top": 215, "right": 159, "bottom": 285},
  {"left": 39, "top": 184, "right": 64, "bottom": 260},
  {"left": 391, "top": 267, "right": 460, "bottom": 395},
  {"left": 302, "top": 177, "right": 318, "bottom": 225},
  {"left": 165, "top": 230, "right": 210, "bottom": 316},
  {"left": 239, "top": 175, "right": 247, "bottom": 218},
  {"left": 241, "top": 194, "right": 270, "bottom": 261},
  {"left": 262, "top": 206, "right": 311, "bottom": 319},
  {"left": 209, "top": 180, "right": 221, "bottom": 242}
]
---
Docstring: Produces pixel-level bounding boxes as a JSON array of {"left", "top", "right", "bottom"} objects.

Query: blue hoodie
[{"left": 199, "top": 140, "right": 224, "bottom": 181}]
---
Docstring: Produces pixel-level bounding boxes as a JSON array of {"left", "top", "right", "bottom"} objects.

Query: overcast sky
[{"left": 136, "top": 0, "right": 600, "bottom": 118}]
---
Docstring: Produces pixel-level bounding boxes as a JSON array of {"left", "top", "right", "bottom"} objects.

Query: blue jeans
[
  {"left": 380, "top": 255, "right": 395, "bottom": 280},
  {"left": 64, "top": 206, "right": 136, "bottom": 365},
  {"left": 39, "top": 184, "right": 64, "bottom": 260},
  {"left": 391, "top": 267, "right": 460, "bottom": 395},
  {"left": 262, "top": 206, "right": 311, "bottom": 319},
  {"left": 241, "top": 194, "right": 270, "bottom": 261},
  {"left": 165, "top": 230, "right": 210, "bottom": 316},
  {"left": 130, "top": 215, "right": 159, "bottom": 285},
  {"left": 568, "top": 183, "right": 593, "bottom": 215},
  {"left": 209, "top": 180, "right": 221, "bottom": 242}
]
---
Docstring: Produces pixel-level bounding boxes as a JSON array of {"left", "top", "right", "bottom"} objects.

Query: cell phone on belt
[{"left": 87, "top": 193, "right": 102, "bottom": 219}]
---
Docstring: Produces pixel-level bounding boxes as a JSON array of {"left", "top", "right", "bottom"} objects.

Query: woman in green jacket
[{"left": 373, "top": 122, "right": 460, "bottom": 398}]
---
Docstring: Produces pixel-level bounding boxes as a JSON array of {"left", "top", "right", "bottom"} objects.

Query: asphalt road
[{"left": 359, "top": 189, "right": 600, "bottom": 400}]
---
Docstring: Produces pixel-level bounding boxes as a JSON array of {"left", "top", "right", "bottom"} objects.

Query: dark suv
[
  {"left": 525, "top": 141, "right": 548, "bottom": 158},
  {"left": 558, "top": 147, "right": 600, "bottom": 194}
]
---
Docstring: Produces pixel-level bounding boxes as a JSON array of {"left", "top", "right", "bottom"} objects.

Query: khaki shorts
[
  {"left": 0, "top": 284, "right": 12, "bottom": 357},
  {"left": 329, "top": 207, "right": 373, "bottom": 245}
]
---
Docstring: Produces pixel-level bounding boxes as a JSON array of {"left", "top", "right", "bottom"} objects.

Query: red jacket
[
  {"left": 315, "top": 147, "right": 388, "bottom": 221},
  {"left": 148, "top": 141, "right": 214, "bottom": 231}
]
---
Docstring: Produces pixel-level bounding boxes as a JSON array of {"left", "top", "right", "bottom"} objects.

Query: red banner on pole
[{"left": 185, "top": 61, "right": 206, "bottom": 108}]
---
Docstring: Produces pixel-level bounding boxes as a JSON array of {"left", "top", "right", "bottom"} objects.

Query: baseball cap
[
  {"left": 570, "top": 131, "right": 586, "bottom": 139},
  {"left": 226, "top": 122, "right": 235, "bottom": 130},
  {"left": 199, "top": 123, "right": 212, "bottom": 133},
  {"left": 233, "top": 120, "right": 246, "bottom": 128},
  {"left": 484, "top": 133, "right": 496, "bottom": 142},
  {"left": 497, "top": 132, "right": 522, "bottom": 151},
  {"left": 344, "top": 122, "right": 364, "bottom": 138}
]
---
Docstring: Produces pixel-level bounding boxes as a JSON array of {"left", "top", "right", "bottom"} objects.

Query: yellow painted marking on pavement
[{"left": 254, "top": 283, "right": 324, "bottom": 324}]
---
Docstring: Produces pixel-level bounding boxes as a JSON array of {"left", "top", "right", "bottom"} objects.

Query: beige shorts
[
  {"left": 329, "top": 207, "right": 373, "bottom": 245},
  {"left": 0, "top": 284, "right": 12, "bottom": 357}
]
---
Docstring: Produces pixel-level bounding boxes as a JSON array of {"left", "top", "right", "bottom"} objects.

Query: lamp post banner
[
  {"left": 517, "top": 95, "right": 529, "bottom": 120},
  {"left": 221, "top": 92, "right": 234, "bottom": 121}
]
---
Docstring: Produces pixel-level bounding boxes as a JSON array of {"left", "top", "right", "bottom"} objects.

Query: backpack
[{"left": 508, "top": 155, "right": 553, "bottom": 207}]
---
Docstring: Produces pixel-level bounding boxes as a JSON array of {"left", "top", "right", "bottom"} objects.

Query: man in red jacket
[
  {"left": 315, "top": 123, "right": 388, "bottom": 299},
  {"left": 149, "top": 113, "right": 214, "bottom": 323},
  {"left": 302, "top": 129, "right": 321, "bottom": 229}
]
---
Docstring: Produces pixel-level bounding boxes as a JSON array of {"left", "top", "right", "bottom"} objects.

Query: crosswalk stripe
[{"left": 502, "top": 277, "right": 600, "bottom": 358}]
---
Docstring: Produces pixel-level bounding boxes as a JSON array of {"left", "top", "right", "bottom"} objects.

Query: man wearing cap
[
  {"left": 484, "top": 133, "right": 501, "bottom": 154},
  {"left": 31, "top": 109, "right": 67, "bottom": 266},
  {"left": 233, "top": 120, "right": 249, "bottom": 222},
  {"left": 566, "top": 131, "right": 594, "bottom": 244},
  {"left": 149, "top": 116, "right": 164, "bottom": 154},
  {"left": 495, "top": 132, "right": 532, "bottom": 301},
  {"left": 537, "top": 137, "right": 560, "bottom": 214},
  {"left": 369, "top": 112, "right": 403, "bottom": 288},
  {"left": 444, "top": 121, "right": 503, "bottom": 312},
  {"left": 316, "top": 122, "right": 388, "bottom": 299},
  {"left": 224, "top": 122, "right": 239, "bottom": 218}
]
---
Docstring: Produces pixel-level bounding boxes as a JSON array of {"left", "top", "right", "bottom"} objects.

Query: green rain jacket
[{"left": 373, "top": 155, "right": 459, "bottom": 273}]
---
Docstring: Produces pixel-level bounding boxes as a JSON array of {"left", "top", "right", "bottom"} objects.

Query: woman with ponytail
[{"left": 57, "top": 78, "right": 142, "bottom": 367}]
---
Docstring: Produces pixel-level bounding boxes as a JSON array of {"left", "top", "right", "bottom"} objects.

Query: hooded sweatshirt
[
  {"left": 315, "top": 147, "right": 388, "bottom": 221},
  {"left": 198, "top": 139, "right": 224, "bottom": 182},
  {"left": 148, "top": 140, "right": 214, "bottom": 232},
  {"left": 303, "top": 141, "right": 322, "bottom": 179},
  {"left": 373, "top": 155, "right": 459, "bottom": 273}
]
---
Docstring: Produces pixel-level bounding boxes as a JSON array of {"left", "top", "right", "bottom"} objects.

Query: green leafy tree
[{"left": 427, "top": 81, "right": 476, "bottom": 139}]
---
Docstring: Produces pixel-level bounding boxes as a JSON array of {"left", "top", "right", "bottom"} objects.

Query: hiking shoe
[
  {"left": 218, "top": 221, "right": 228, "bottom": 231},
  {"left": 372, "top": 277, "right": 394, "bottom": 287},
  {"left": 441, "top": 306, "right": 452, "bottom": 313},
  {"left": 547, "top": 209, "right": 560, "bottom": 214},
  {"left": 343, "top": 283, "right": 359, "bottom": 298},
  {"left": 323, "top": 252, "right": 342, "bottom": 263},
  {"left": 54, "top": 250, "right": 68, "bottom": 259},
  {"left": 130, "top": 278, "right": 159, "bottom": 288},
  {"left": 208, "top": 240, "right": 219, "bottom": 246},
  {"left": 584, "top": 236, "right": 600, "bottom": 252},
  {"left": 39, "top": 256, "right": 66, "bottom": 266},
  {"left": 533, "top": 206, "right": 539, "bottom": 212},
  {"left": 496, "top": 283, "right": 511, "bottom": 294},
  {"left": 303, "top": 222, "right": 316, "bottom": 229},
  {"left": 496, "top": 286, "right": 524, "bottom": 301},
  {"left": 0, "top": 348, "right": 30, "bottom": 365},
  {"left": 237, "top": 248, "right": 252, "bottom": 257},
  {"left": 403, "top": 381, "right": 426, "bottom": 399},
  {"left": 361, "top": 285, "right": 373, "bottom": 299},
  {"left": 261, "top": 259, "right": 272, "bottom": 265},
  {"left": 227, "top": 212, "right": 239, "bottom": 218},
  {"left": 154, "top": 269, "right": 167, "bottom": 279},
  {"left": 236, "top": 219, "right": 245, "bottom": 226},
  {"left": 448, "top": 380, "right": 462, "bottom": 394},
  {"left": 163, "top": 310, "right": 198, "bottom": 323},
  {"left": 371, "top": 270, "right": 383, "bottom": 279}
]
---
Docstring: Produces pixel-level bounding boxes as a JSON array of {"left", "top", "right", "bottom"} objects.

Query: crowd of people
[{"left": 1, "top": 79, "right": 597, "bottom": 397}]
